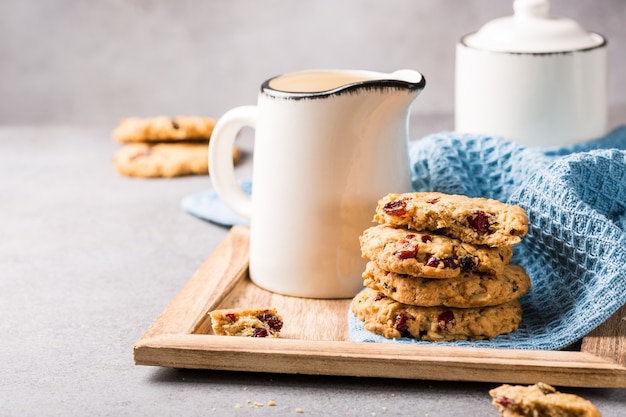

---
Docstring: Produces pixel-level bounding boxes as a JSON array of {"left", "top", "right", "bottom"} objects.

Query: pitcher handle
[{"left": 208, "top": 105, "right": 257, "bottom": 220}]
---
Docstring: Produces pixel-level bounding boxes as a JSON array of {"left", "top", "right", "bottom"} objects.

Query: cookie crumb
[
  {"left": 268, "top": 401, "right": 277, "bottom": 407},
  {"left": 295, "top": 408, "right": 303, "bottom": 413},
  {"left": 234, "top": 404, "right": 242, "bottom": 409}
]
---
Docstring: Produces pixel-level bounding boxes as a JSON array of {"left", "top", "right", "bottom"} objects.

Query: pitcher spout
[
  {"left": 388, "top": 69, "right": 426, "bottom": 90},
  {"left": 368, "top": 69, "right": 426, "bottom": 101}
]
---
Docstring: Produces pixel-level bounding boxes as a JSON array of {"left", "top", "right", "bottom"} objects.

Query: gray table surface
[{"left": 2, "top": 118, "right": 625, "bottom": 416}]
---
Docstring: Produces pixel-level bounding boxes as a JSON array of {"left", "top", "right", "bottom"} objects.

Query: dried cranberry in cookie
[
  {"left": 467, "top": 210, "right": 493, "bottom": 234},
  {"left": 437, "top": 310, "right": 456, "bottom": 332},
  {"left": 395, "top": 234, "right": 419, "bottom": 259},
  {"left": 257, "top": 309, "right": 283, "bottom": 332},
  {"left": 394, "top": 311, "right": 409, "bottom": 333},
  {"left": 425, "top": 255, "right": 458, "bottom": 269},
  {"left": 382, "top": 199, "right": 408, "bottom": 217}
]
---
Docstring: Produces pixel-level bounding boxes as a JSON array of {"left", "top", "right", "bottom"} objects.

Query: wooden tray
[{"left": 134, "top": 226, "right": 626, "bottom": 388}]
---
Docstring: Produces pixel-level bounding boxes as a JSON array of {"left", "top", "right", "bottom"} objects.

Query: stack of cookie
[
  {"left": 351, "top": 191, "right": 530, "bottom": 342},
  {"left": 112, "top": 116, "right": 239, "bottom": 178}
]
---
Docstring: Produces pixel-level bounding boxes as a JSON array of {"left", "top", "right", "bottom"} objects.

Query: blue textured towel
[{"left": 183, "top": 127, "right": 626, "bottom": 350}]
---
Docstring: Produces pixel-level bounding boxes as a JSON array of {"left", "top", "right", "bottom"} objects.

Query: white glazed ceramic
[
  {"left": 208, "top": 69, "right": 425, "bottom": 298},
  {"left": 455, "top": 0, "right": 607, "bottom": 147}
]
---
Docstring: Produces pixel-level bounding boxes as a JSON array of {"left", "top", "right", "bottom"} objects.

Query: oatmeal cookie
[
  {"left": 351, "top": 287, "right": 522, "bottom": 341},
  {"left": 373, "top": 192, "right": 528, "bottom": 247},
  {"left": 112, "top": 116, "right": 217, "bottom": 143},
  {"left": 209, "top": 307, "right": 283, "bottom": 338},
  {"left": 360, "top": 225, "right": 513, "bottom": 278},
  {"left": 489, "top": 382, "right": 601, "bottom": 417},
  {"left": 113, "top": 142, "right": 240, "bottom": 178},
  {"left": 362, "top": 261, "right": 530, "bottom": 308}
]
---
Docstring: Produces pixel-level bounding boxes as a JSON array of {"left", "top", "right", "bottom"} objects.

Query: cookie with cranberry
[
  {"left": 373, "top": 192, "right": 528, "bottom": 247},
  {"left": 489, "top": 382, "right": 601, "bottom": 417},
  {"left": 360, "top": 225, "right": 513, "bottom": 278},
  {"left": 351, "top": 287, "right": 522, "bottom": 341},
  {"left": 209, "top": 307, "right": 283, "bottom": 338},
  {"left": 113, "top": 142, "right": 240, "bottom": 178},
  {"left": 362, "top": 261, "right": 530, "bottom": 308},
  {"left": 112, "top": 116, "right": 217, "bottom": 143}
]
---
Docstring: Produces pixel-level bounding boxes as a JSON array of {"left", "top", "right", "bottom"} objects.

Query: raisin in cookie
[
  {"left": 362, "top": 261, "right": 530, "bottom": 308},
  {"left": 351, "top": 287, "right": 522, "bottom": 341},
  {"left": 489, "top": 383, "right": 601, "bottom": 417},
  {"left": 209, "top": 307, "right": 283, "bottom": 338},
  {"left": 360, "top": 225, "right": 513, "bottom": 278},
  {"left": 112, "top": 116, "right": 217, "bottom": 143},
  {"left": 374, "top": 192, "right": 528, "bottom": 247},
  {"left": 113, "top": 142, "right": 240, "bottom": 178}
]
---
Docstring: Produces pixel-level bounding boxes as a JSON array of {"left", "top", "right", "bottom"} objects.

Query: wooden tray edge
[{"left": 134, "top": 333, "right": 626, "bottom": 388}]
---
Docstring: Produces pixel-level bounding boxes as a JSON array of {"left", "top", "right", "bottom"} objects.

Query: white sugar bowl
[{"left": 455, "top": 0, "right": 607, "bottom": 147}]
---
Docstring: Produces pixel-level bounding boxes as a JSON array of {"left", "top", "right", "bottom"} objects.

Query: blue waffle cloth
[
  {"left": 183, "top": 127, "right": 626, "bottom": 350},
  {"left": 182, "top": 179, "right": 251, "bottom": 227}
]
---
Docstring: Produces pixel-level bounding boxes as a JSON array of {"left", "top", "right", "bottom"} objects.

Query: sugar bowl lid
[{"left": 462, "top": 0, "right": 605, "bottom": 53}]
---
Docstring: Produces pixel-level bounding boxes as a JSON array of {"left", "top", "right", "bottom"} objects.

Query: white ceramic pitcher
[{"left": 209, "top": 69, "right": 425, "bottom": 298}]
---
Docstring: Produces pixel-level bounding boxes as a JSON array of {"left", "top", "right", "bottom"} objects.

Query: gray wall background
[{"left": 2, "top": 0, "right": 625, "bottom": 126}]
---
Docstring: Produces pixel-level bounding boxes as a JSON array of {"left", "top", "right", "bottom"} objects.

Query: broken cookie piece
[
  {"left": 489, "top": 382, "right": 601, "bottom": 417},
  {"left": 209, "top": 307, "right": 283, "bottom": 338}
]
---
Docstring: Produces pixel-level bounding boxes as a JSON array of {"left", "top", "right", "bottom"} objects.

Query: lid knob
[{"left": 514, "top": 0, "right": 549, "bottom": 19}]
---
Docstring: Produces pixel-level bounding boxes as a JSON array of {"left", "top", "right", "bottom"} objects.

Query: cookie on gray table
[
  {"left": 112, "top": 116, "right": 217, "bottom": 143},
  {"left": 113, "top": 142, "right": 240, "bottom": 178},
  {"left": 489, "top": 382, "right": 601, "bottom": 417}
]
